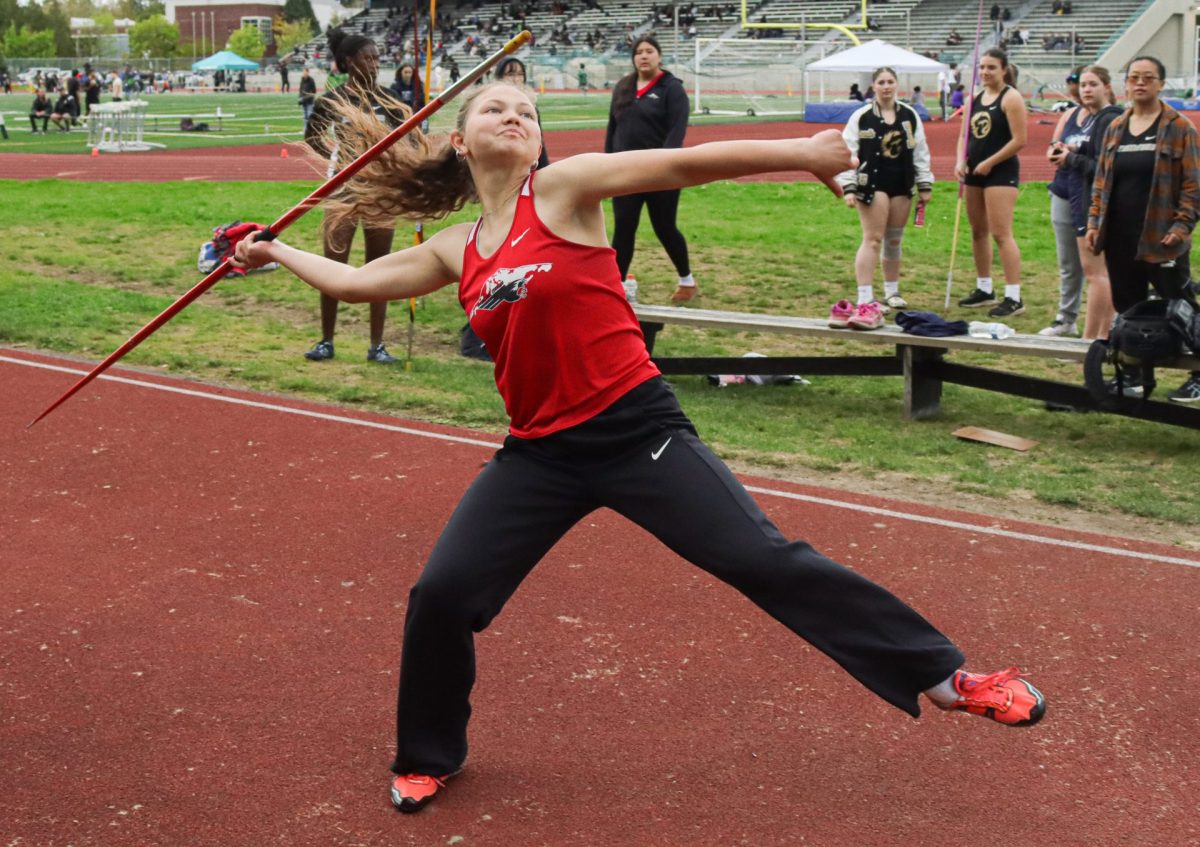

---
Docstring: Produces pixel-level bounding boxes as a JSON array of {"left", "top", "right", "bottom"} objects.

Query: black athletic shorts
[{"left": 964, "top": 157, "right": 1019, "bottom": 188}]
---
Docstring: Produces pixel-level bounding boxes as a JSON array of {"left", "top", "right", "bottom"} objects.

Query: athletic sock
[
  {"left": 976, "top": 277, "right": 994, "bottom": 295},
  {"left": 883, "top": 281, "right": 900, "bottom": 298},
  {"left": 1005, "top": 284, "right": 1021, "bottom": 302},
  {"left": 677, "top": 273, "right": 696, "bottom": 288},
  {"left": 857, "top": 285, "right": 875, "bottom": 305},
  {"left": 924, "top": 673, "right": 961, "bottom": 707}
]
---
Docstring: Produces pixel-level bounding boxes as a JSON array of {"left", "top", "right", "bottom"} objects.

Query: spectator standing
[
  {"left": 29, "top": 88, "right": 51, "bottom": 133},
  {"left": 1040, "top": 68, "right": 1085, "bottom": 337},
  {"left": 849, "top": 82, "right": 865, "bottom": 102},
  {"left": 298, "top": 68, "right": 318, "bottom": 123},
  {"left": 280, "top": 62, "right": 290, "bottom": 93},
  {"left": 111, "top": 70, "right": 124, "bottom": 102},
  {"left": 303, "top": 28, "right": 409, "bottom": 364},
  {"left": 84, "top": 74, "right": 101, "bottom": 114},
  {"left": 605, "top": 36, "right": 697, "bottom": 303},
  {"left": 1047, "top": 65, "right": 1120, "bottom": 341},
  {"left": 390, "top": 64, "right": 426, "bottom": 112},
  {"left": 1085, "top": 56, "right": 1200, "bottom": 403},
  {"left": 955, "top": 49, "right": 1027, "bottom": 318},
  {"left": 837, "top": 67, "right": 934, "bottom": 326},
  {"left": 577, "top": 62, "right": 588, "bottom": 93},
  {"left": 910, "top": 85, "right": 925, "bottom": 111}
]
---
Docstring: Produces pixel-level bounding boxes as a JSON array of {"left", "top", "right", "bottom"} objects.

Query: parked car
[{"left": 18, "top": 67, "right": 69, "bottom": 86}]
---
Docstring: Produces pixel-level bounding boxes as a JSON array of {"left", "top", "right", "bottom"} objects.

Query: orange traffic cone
[
  {"left": 280, "top": 147, "right": 289, "bottom": 159},
  {"left": 91, "top": 147, "right": 99, "bottom": 158}
]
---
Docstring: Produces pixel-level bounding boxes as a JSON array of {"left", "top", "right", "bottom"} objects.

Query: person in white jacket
[{"left": 833, "top": 67, "right": 933, "bottom": 330}]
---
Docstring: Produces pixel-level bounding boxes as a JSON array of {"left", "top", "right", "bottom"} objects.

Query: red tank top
[{"left": 459, "top": 172, "right": 660, "bottom": 439}]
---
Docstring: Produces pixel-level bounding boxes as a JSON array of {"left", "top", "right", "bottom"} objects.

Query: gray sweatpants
[{"left": 1050, "top": 192, "right": 1084, "bottom": 325}]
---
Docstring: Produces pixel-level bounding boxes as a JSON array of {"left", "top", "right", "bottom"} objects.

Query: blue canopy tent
[{"left": 192, "top": 51, "right": 259, "bottom": 72}]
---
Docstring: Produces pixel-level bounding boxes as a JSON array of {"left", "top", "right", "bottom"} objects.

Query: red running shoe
[
  {"left": 943, "top": 667, "right": 1046, "bottom": 726},
  {"left": 390, "top": 770, "right": 461, "bottom": 813}
]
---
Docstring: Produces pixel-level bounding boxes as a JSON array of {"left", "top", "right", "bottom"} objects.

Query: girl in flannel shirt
[{"left": 1086, "top": 56, "right": 1200, "bottom": 404}]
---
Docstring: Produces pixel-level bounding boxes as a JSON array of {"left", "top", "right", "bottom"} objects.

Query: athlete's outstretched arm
[
  {"left": 545, "top": 131, "right": 856, "bottom": 205},
  {"left": 232, "top": 224, "right": 468, "bottom": 303}
]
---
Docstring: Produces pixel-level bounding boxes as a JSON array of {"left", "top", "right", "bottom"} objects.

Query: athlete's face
[
  {"left": 1124, "top": 59, "right": 1163, "bottom": 106},
  {"left": 633, "top": 42, "right": 662, "bottom": 77},
  {"left": 872, "top": 72, "right": 897, "bottom": 102},
  {"left": 347, "top": 43, "right": 380, "bottom": 85},
  {"left": 1078, "top": 72, "right": 1108, "bottom": 109},
  {"left": 978, "top": 56, "right": 1004, "bottom": 88},
  {"left": 455, "top": 84, "right": 542, "bottom": 168}
]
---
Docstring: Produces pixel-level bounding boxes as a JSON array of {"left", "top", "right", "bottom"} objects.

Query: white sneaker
[
  {"left": 1037, "top": 320, "right": 1078, "bottom": 338},
  {"left": 884, "top": 293, "right": 908, "bottom": 310}
]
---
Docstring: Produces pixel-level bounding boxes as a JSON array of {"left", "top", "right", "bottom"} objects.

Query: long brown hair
[{"left": 321, "top": 83, "right": 537, "bottom": 234}]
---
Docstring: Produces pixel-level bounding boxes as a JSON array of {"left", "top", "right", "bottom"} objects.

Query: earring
[{"left": 455, "top": 149, "right": 466, "bottom": 161}]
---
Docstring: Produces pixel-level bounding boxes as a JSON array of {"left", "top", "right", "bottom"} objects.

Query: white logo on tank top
[
  {"left": 510, "top": 228, "right": 531, "bottom": 247},
  {"left": 469, "top": 263, "right": 553, "bottom": 319}
]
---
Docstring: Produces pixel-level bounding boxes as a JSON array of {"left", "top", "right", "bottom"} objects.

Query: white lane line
[
  {"left": 4, "top": 354, "right": 500, "bottom": 449},
  {"left": 7, "top": 352, "right": 1199, "bottom": 569}
]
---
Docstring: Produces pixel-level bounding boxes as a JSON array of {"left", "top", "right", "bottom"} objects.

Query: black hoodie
[{"left": 604, "top": 69, "right": 688, "bottom": 154}]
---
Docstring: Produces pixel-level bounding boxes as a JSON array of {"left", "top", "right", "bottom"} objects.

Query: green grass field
[
  {"left": 3, "top": 176, "right": 1199, "bottom": 536},
  {"left": 0, "top": 90, "right": 803, "bottom": 153}
]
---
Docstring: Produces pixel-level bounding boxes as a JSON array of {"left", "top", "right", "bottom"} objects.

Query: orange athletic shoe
[
  {"left": 943, "top": 667, "right": 1046, "bottom": 726},
  {"left": 390, "top": 770, "right": 461, "bottom": 813}
]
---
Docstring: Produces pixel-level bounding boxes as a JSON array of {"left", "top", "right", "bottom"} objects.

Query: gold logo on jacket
[{"left": 881, "top": 129, "right": 904, "bottom": 159}]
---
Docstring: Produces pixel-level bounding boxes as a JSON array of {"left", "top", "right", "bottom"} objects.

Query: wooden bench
[{"left": 633, "top": 304, "right": 1200, "bottom": 430}]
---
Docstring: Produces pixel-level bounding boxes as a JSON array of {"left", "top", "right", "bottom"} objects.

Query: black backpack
[{"left": 1084, "top": 294, "right": 1198, "bottom": 404}]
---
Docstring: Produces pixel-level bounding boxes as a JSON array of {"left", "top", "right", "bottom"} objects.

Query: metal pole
[
  {"left": 907, "top": 10, "right": 911, "bottom": 50},
  {"left": 1194, "top": 22, "right": 1199, "bottom": 99},
  {"left": 674, "top": 5, "right": 680, "bottom": 68}
]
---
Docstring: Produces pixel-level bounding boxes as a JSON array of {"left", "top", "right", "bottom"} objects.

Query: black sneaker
[
  {"left": 1105, "top": 375, "right": 1144, "bottom": 398},
  {"left": 958, "top": 288, "right": 997, "bottom": 308},
  {"left": 1167, "top": 373, "right": 1200, "bottom": 404},
  {"left": 367, "top": 344, "right": 399, "bottom": 364},
  {"left": 304, "top": 339, "right": 334, "bottom": 361},
  {"left": 988, "top": 297, "right": 1025, "bottom": 318}
]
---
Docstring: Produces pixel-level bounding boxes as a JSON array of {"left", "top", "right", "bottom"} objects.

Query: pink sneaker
[
  {"left": 828, "top": 299, "right": 855, "bottom": 328},
  {"left": 848, "top": 301, "right": 884, "bottom": 330}
]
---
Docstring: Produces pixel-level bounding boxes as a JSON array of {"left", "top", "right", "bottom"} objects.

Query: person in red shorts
[{"left": 233, "top": 81, "right": 1047, "bottom": 814}]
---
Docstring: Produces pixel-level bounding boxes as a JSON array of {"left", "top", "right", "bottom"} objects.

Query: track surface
[
  {"left": 3, "top": 348, "right": 1199, "bottom": 846},
  {"left": 0, "top": 118, "right": 1068, "bottom": 183}
]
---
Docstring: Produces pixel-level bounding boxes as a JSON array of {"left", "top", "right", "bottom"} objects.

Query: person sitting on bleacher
[
  {"left": 29, "top": 88, "right": 51, "bottom": 134},
  {"left": 50, "top": 91, "right": 77, "bottom": 132}
]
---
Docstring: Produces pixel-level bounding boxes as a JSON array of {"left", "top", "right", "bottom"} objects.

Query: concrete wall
[{"left": 1098, "top": 0, "right": 1196, "bottom": 76}]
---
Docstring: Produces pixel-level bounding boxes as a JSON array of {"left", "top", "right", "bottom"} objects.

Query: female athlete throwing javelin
[{"left": 233, "top": 81, "right": 1046, "bottom": 813}]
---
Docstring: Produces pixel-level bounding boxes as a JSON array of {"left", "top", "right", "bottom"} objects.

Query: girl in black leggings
[{"left": 606, "top": 36, "right": 697, "bottom": 303}]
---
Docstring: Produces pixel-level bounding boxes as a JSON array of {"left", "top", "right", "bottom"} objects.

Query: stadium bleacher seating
[{"left": 285, "top": 0, "right": 1156, "bottom": 89}]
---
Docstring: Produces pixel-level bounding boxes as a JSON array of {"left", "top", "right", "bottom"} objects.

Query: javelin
[
  {"left": 944, "top": 0, "right": 985, "bottom": 309},
  {"left": 29, "top": 30, "right": 532, "bottom": 429}
]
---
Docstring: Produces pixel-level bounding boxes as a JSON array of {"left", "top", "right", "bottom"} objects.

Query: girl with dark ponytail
[{"left": 302, "top": 28, "right": 410, "bottom": 364}]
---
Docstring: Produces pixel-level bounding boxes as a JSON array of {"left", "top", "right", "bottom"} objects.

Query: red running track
[
  {"left": 3, "top": 348, "right": 1199, "bottom": 846},
  {"left": 0, "top": 118, "right": 1067, "bottom": 183}
]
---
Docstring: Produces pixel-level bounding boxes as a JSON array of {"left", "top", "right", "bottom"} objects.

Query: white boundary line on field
[{"left": 6, "top": 352, "right": 1199, "bottom": 570}]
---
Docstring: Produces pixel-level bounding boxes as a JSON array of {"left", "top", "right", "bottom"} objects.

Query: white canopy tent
[{"left": 806, "top": 39, "right": 950, "bottom": 104}]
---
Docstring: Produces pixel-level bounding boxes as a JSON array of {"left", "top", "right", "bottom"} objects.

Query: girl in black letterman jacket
[
  {"left": 837, "top": 67, "right": 933, "bottom": 320},
  {"left": 605, "top": 36, "right": 697, "bottom": 303}
]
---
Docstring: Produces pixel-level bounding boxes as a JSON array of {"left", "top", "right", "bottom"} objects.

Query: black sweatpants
[
  {"left": 391, "top": 393, "right": 964, "bottom": 776},
  {"left": 611, "top": 189, "right": 691, "bottom": 280},
  {"left": 1104, "top": 230, "right": 1191, "bottom": 314}
]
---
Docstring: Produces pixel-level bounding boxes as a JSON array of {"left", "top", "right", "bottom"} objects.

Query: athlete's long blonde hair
[{"left": 321, "top": 82, "right": 537, "bottom": 235}]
